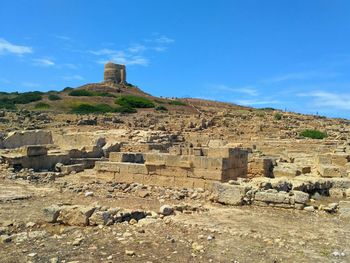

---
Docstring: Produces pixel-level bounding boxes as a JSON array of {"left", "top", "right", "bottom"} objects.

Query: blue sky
[{"left": 1, "top": 0, "right": 350, "bottom": 118}]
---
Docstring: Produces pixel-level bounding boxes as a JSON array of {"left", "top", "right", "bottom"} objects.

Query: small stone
[
  {"left": 72, "top": 237, "right": 84, "bottom": 246},
  {"left": 159, "top": 205, "right": 173, "bottom": 216},
  {"left": 304, "top": 206, "right": 315, "bottom": 212},
  {"left": 26, "top": 222, "right": 36, "bottom": 228},
  {"left": 332, "top": 251, "right": 341, "bottom": 257},
  {"left": 125, "top": 250, "right": 135, "bottom": 256},
  {"left": 207, "top": 235, "right": 215, "bottom": 241},
  {"left": 28, "top": 253, "right": 38, "bottom": 258},
  {"left": 50, "top": 257, "right": 59, "bottom": 263},
  {"left": 85, "top": 191, "right": 94, "bottom": 197},
  {"left": 129, "top": 219, "right": 137, "bottom": 225}
]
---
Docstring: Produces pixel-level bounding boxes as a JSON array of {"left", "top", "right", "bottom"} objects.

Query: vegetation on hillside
[
  {"left": 115, "top": 95, "right": 155, "bottom": 108},
  {"left": 168, "top": 100, "right": 187, "bottom": 106},
  {"left": 68, "top": 89, "right": 116, "bottom": 97},
  {"left": 71, "top": 103, "right": 137, "bottom": 114},
  {"left": 300, "top": 129, "right": 327, "bottom": 139},
  {"left": 34, "top": 102, "right": 50, "bottom": 109},
  {"left": 48, "top": 94, "right": 62, "bottom": 101}
]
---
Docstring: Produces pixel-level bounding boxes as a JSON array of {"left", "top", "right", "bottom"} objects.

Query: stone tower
[{"left": 104, "top": 62, "right": 126, "bottom": 84}]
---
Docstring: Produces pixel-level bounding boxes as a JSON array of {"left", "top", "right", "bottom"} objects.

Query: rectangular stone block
[
  {"left": 21, "top": 145, "right": 47, "bottom": 157},
  {"left": 189, "top": 168, "right": 223, "bottom": 180},
  {"left": 318, "top": 164, "right": 347, "bottom": 178}
]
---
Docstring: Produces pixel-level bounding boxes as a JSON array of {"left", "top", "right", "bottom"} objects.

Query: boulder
[
  {"left": 42, "top": 205, "right": 62, "bottom": 223},
  {"left": 89, "top": 211, "right": 112, "bottom": 226},
  {"left": 213, "top": 183, "right": 249, "bottom": 206},
  {"left": 58, "top": 205, "right": 95, "bottom": 226},
  {"left": 292, "top": 191, "right": 310, "bottom": 204}
]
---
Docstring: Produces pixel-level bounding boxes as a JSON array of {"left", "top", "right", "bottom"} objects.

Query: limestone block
[
  {"left": 21, "top": 145, "right": 47, "bottom": 157},
  {"left": 292, "top": 191, "right": 310, "bottom": 204},
  {"left": 254, "top": 191, "right": 291, "bottom": 204},
  {"left": 127, "top": 163, "right": 148, "bottom": 174},
  {"left": 315, "top": 154, "right": 332, "bottom": 166},
  {"left": 331, "top": 154, "right": 350, "bottom": 167},
  {"left": 190, "top": 168, "right": 223, "bottom": 180},
  {"left": 213, "top": 183, "right": 249, "bottom": 205},
  {"left": 192, "top": 156, "right": 209, "bottom": 169},
  {"left": 61, "top": 164, "right": 85, "bottom": 174},
  {"left": 3, "top": 130, "right": 53, "bottom": 149},
  {"left": 318, "top": 164, "right": 347, "bottom": 178}
]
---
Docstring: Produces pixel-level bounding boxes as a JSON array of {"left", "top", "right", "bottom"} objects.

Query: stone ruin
[
  {"left": 0, "top": 128, "right": 349, "bottom": 217},
  {"left": 94, "top": 147, "right": 248, "bottom": 190},
  {"left": 103, "top": 62, "right": 126, "bottom": 84}
]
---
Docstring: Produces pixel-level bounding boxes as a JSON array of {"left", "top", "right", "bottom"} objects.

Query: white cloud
[
  {"left": 33, "top": 58, "right": 55, "bottom": 67},
  {"left": 263, "top": 70, "right": 340, "bottom": 84},
  {"left": 155, "top": 36, "right": 175, "bottom": 44},
  {"left": 298, "top": 91, "right": 350, "bottom": 110},
  {"left": 90, "top": 34, "right": 174, "bottom": 66},
  {"left": 62, "top": 75, "right": 84, "bottom": 81},
  {"left": 211, "top": 84, "right": 258, "bottom": 96},
  {"left": 235, "top": 99, "right": 280, "bottom": 106},
  {"left": 0, "top": 38, "right": 33, "bottom": 56},
  {"left": 128, "top": 44, "right": 146, "bottom": 53}
]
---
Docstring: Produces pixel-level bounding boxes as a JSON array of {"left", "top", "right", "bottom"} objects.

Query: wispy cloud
[
  {"left": 235, "top": 99, "right": 280, "bottom": 106},
  {"left": 33, "top": 58, "right": 55, "bottom": 67},
  {"left": 51, "top": 34, "right": 71, "bottom": 41},
  {"left": 0, "top": 38, "right": 33, "bottom": 56},
  {"left": 211, "top": 84, "right": 259, "bottom": 96},
  {"left": 298, "top": 91, "right": 350, "bottom": 110},
  {"left": 21, "top": 82, "right": 41, "bottom": 88},
  {"left": 62, "top": 75, "right": 84, "bottom": 81},
  {"left": 262, "top": 70, "right": 341, "bottom": 84},
  {"left": 90, "top": 35, "right": 174, "bottom": 66}
]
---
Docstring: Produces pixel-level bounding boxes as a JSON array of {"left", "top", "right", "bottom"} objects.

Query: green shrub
[
  {"left": 12, "top": 92, "right": 43, "bottom": 104},
  {"left": 48, "top": 94, "right": 62, "bottom": 101},
  {"left": 114, "top": 106, "right": 137, "bottom": 113},
  {"left": 34, "top": 102, "right": 50, "bottom": 109},
  {"left": 71, "top": 103, "right": 116, "bottom": 114},
  {"left": 69, "top": 89, "right": 115, "bottom": 97},
  {"left": 62, "top": 87, "right": 74, "bottom": 92},
  {"left": 69, "top": 90, "right": 94, "bottom": 97},
  {"left": 0, "top": 98, "right": 16, "bottom": 110},
  {"left": 274, "top": 113, "right": 282, "bottom": 120},
  {"left": 258, "top": 107, "right": 275, "bottom": 111},
  {"left": 115, "top": 95, "right": 155, "bottom": 108},
  {"left": 168, "top": 100, "right": 187, "bottom": 106},
  {"left": 155, "top": 105, "right": 168, "bottom": 111},
  {"left": 300, "top": 129, "right": 327, "bottom": 139}
]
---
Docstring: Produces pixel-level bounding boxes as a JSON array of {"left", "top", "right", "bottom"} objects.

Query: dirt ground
[{"left": 0, "top": 173, "right": 349, "bottom": 263}]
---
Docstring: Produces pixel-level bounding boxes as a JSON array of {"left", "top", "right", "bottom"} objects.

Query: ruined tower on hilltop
[{"left": 104, "top": 62, "right": 126, "bottom": 84}]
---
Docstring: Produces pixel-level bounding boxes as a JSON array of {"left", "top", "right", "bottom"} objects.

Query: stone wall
[{"left": 94, "top": 147, "right": 248, "bottom": 189}]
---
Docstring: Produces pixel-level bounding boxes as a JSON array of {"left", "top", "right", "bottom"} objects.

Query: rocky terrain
[{"left": 0, "top": 63, "right": 349, "bottom": 263}]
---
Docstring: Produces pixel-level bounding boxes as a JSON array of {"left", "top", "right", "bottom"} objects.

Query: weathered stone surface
[
  {"left": 339, "top": 201, "right": 350, "bottom": 219},
  {"left": 89, "top": 211, "right": 112, "bottom": 226},
  {"left": 60, "top": 164, "right": 85, "bottom": 174},
  {"left": 292, "top": 191, "right": 310, "bottom": 204},
  {"left": 159, "top": 205, "right": 173, "bottom": 216},
  {"left": 2, "top": 130, "right": 53, "bottom": 149},
  {"left": 20, "top": 145, "right": 48, "bottom": 157},
  {"left": 58, "top": 205, "right": 95, "bottom": 226},
  {"left": 43, "top": 205, "right": 61, "bottom": 223},
  {"left": 254, "top": 191, "right": 291, "bottom": 204},
  {"left": 213, "top": 183, "right": 249, "bottom": 205}
]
